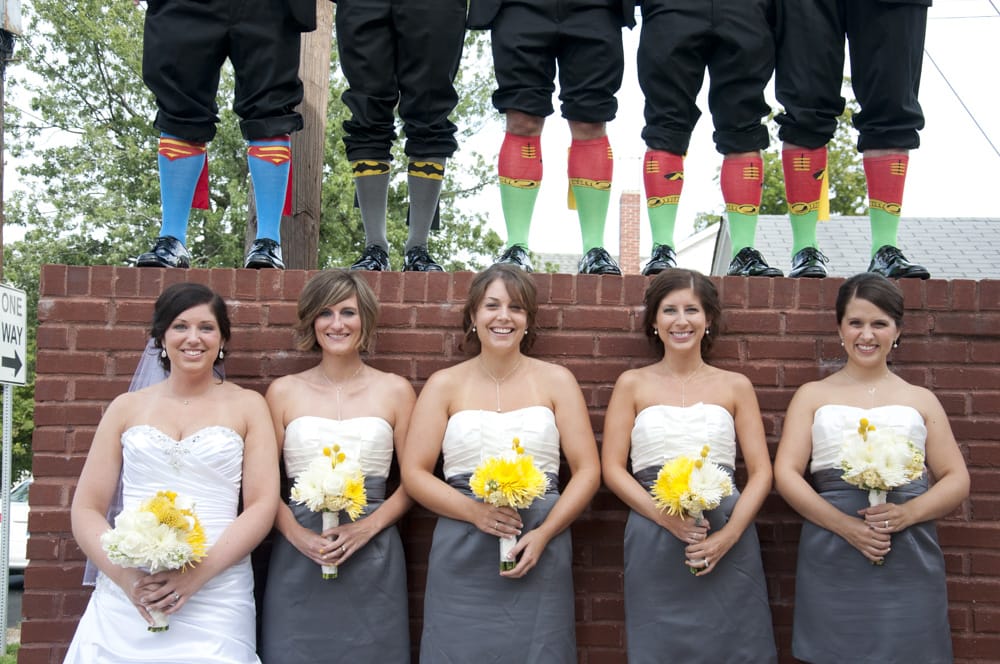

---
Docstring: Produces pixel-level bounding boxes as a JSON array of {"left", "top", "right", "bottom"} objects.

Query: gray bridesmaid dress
[
  {"left": 260, "top": 416, "right": 409, "bottom": 663},
  {"left": 793, "top": 405, "right": 952, "bottom": 664},
  {"left": 624, "top": 404, "right": 777, "bottom": 664},
  {"left": 419, "top": 407, "right": 576, "bottom": 664}
]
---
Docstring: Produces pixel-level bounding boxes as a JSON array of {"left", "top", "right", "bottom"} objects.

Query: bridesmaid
[
  {"left": 260, "top": 270, "right": 414, "bottom": 663},
  {"left": 402, "top": 264, "right": 600, "bottom": 663},
  {"left": 601, "top": 269, "right": 777, "bottom": 663},
  {"left": 774, "top": 273, "right": 968, "bottom": 663}
]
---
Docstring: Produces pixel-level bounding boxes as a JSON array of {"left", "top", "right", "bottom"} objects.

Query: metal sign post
[{"left": 0, "top": 283, "right": 27, "bottom": 653}]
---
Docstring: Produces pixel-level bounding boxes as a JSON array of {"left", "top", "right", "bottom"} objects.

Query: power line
[{"left": 923, "top": 47, "right": 1000, "bottom": 160}]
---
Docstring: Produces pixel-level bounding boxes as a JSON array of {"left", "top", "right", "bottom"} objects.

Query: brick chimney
[{"left": 619, "top": 190, "right": 641, "bottom": 274}]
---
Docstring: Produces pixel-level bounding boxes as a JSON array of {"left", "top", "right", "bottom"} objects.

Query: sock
[
  {"left": 643, "top": 150, "right": 684, "bottom": 248},
  {"left": 782, "top": 146, "right": 827, "bottom": 256},
  {"left": 864, "top": 154, "right": 908, "bottom": 256},
  {"left": 721, "top": 155, "right": 763, "bottom": 257},
  {"left": 247, "top": 136, "right": 292, "bottom": 241},
  {"left": 157, "top": 134, "right": 207, "bottom": 245},
  {"left": 352, "top": 160, "right": 391, "bottom": 251},
  {"left": 568, "top": 136, "right": 614, "bottom": 253},
  {"left": 406, "top": 158, "right": 445, "bottom": 252},
  {"left": 498, "top": 133, "right": 543, "bottom": 249}
]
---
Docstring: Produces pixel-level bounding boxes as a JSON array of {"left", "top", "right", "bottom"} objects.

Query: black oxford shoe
[
  {"left": 244, "top": 238, "right": 285, "bottom": 269},
  {"left": 578, "top": 247, "right": 622, "bottom": 275},
  {"left": 868, "top": 245, "right": 930, "bottom": 279},
  {"left": 136, "top": 236, "right": 191, "bottom": 269},
  {"left": 350, "top": 244, "right": 391, "bottom": 271},
  {"left": 788, "top": 246, "right": 829, "bottom": 278},
  {"left": 494, "top": 244, "right": 534, "bottom": 272},
  {"left": 727, "top": 247, "right": 783, "bottom": 277},
  {"left": 641, "top": 244, "right": 677, "bottom": 276},
  {"left": 403, "top": 245, "right": 444, "bottom": 272}
]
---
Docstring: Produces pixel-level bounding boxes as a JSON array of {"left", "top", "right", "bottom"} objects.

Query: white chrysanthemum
[
  {"left": 290, "top": 452, "right": 367, "bottom": 519},
  {"left": 840, "top": 421, "right": 924, "bottom": 498},
  {"left": 681, "top": 462, "right": 734, "bottom": 515}
]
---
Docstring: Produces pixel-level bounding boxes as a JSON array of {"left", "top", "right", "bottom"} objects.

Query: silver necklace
[
  {"left": 664, "top": 362, "right": 704, "bottom": 407},
  {"left": 479, "top": 356, "right": 523, "bottom": 413},
  {"left": 843, "top": 369, "right": 891, "bottom": 407},
  {"left": 320, "top": 363, "right": 365, "bottom": 420}
]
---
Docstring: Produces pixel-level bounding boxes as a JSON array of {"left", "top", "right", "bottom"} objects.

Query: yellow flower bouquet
[
  {"left": 101, "top": 490, "right": 207, "bottom": 631},
  {"left": 839, "top": 417, "right": 925, "bottom": 508},
  {"left": 651, "top": 445, "right": 733, "bottom": 571},
  {"left": 470, "top": 437, "right": 549, "bottom": 571},
  {"left": 290, "top": 444, "right": 367, "bottom": 579}
]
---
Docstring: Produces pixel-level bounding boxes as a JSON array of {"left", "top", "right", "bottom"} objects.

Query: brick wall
[
  {"left": 618, "top": 191, "right": 641, "bottom": 275},
  {"left": 21, "top": 265, "right": 1000, "bottom": 663}
]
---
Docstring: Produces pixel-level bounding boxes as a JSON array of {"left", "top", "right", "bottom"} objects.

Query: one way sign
[{"left": 0, "top": 284, "right": 27, "bottom": 386}]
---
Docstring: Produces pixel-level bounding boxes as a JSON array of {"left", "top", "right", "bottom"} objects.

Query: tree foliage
[{"left": 2, "top": 0, "right": 504, "bottom": 478}]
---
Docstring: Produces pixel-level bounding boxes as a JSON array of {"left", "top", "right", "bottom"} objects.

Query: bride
[{"left": 65, "top": 282, "right": 279, "bottom": 662}]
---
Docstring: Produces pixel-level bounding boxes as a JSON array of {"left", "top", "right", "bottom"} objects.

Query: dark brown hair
[
  {"left": 641, "top": 268, "right": 722, "bottom": 356},
  {"left": 150, "top": 283, "right": 231, "bottom": 371}
]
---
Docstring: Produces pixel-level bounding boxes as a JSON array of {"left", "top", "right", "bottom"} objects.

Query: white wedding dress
[{"left": 64, "top": 425, "right": 259, "bottom": 664}]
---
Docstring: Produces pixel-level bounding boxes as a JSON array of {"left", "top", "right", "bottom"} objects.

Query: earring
[
  {"left": 892, "top": 340, "right": 899, "bottom": 348},
  {"left": 652, "top": 328, "right": 658, "bottom": 336},
  {"left": 160, "top": 348, "right": 167, "bottom": 359},
  {"left": 219, "top": 348, "right": 225, "bottom": 360},
  {"left": 705, "top": 328, "right": 711, "bottom": 336},
  {"left": 472, "top": 325, "right": 477, "bottom": 333},
  {"left": 840, "top": 339, "right": 844, "bottom": 347}
]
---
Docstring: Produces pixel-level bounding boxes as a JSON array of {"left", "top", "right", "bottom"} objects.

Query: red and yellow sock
[
  {"left": 643, "top": 150, "right": 684, "bottom": 248},
  {"left": 782, "top": 146, "right": 827, "bottom": 255},
  {"left": 864, "top": 154, "right": 908, "bottom": 256},
  {"left": 568, "top": 136, "right": 613, "bottom": 252},
  {"left": 721, "top": 154, "right": 763, "bottom": 256},
  {"left": 498, "top": 133, "right": 543, "bottom": 248}
]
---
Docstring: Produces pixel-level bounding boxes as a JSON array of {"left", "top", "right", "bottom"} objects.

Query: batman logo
[
  {"left": 352, "top": 160, "right": 390, "bottom": 177},
  {"left": 409, "top": 161, "right": 445, "bottom": 180}
]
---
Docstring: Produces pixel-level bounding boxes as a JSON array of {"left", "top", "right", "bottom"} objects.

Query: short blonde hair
[{"left": 295, "top": 270, "right": 379, "bottom": 353}]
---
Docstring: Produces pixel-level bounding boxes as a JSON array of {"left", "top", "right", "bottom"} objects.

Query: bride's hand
[
  {"left": 324, "top": 518, "right": 377, "bottom": 567},
  {"left": 859, "top": 502, "right": 912, "bottom": 535},
  {"left": 139, "top": 567, "right": 209, "bottom": 615},
  {"left": 117, "top": 568, "right": 161, "bottom": 626},
  {"left": 474, "top": 503, "right": 522, "bottom": 539}
]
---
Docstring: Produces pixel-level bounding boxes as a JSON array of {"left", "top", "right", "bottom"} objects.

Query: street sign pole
[{"left": 0, "top": 282, "right": 27, "bottom": 653}]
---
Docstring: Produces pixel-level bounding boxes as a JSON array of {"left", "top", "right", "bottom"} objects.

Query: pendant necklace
[
  {"left": 480, "top": 356, "right": 523, "bottom": 413},
  {"left": 664, "top": 361, "right": 704, "bottom": 407},
  {"left": 844, "top": 369, "right": 892, "bottom": 408},
  {"left": 320, "top": 362, "right": 365, "bottom": 420}
]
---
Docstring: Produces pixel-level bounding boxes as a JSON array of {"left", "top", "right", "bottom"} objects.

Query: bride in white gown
[{"left": 65, "top": 283, "right": 279, "bottom": 663}]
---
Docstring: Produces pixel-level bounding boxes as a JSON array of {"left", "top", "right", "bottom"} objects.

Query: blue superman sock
[
  {"left": 157, "top": 133, "right": 206, "bottom": 245},
  {"left": 248, "top": 136, "right": 292, "bottom": 241}
]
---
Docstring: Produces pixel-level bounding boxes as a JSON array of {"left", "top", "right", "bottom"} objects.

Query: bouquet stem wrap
[
  {"left": 499, "top": 535, "right": 517, "bottom": 572},
  {"left": 322, "top": 511, "right": 340, "bottom": 580}
]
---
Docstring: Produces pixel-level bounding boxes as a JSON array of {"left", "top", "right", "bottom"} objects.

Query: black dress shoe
[
  {"left": 641, "top": 243, "right": 676, "bottom": 276},
  {"left": 350, "top": 244, "right": 390, "bottom": 271},
  {"left": 403, "top": 245, "right": 444, "bottom": 272},
  {"left": 788, "top": 246, "right": 829, "bottom": 278},
  {"left": 494, "top": 244, "right": 534, "bottom": 272},
  {"left": 136, "top": 235, "right": 191, "bottom": 269},
  {"left": 244, "top": 238, "right": 285, "bottom": 269},
  {"left": 578, "top": 247, "right": 622, "bottom": 275},
  {"left": 867, "top": 245, "right": 930, "bottom": 279},
  {"left": 727, "top": 247, "right": 783, "bottom": 277}
]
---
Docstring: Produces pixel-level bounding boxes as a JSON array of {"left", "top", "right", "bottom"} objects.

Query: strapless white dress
[
  {"left": 420, "top": 407, "right": 576, "bottom": 664},
  {"left": 64, "top": 425, "right": 259, "bottom": 663},
  {"left": 624, "top": 403, "right": 776, "bottom": 663},
  {"left": 259, "top": 416, "right": 409, "bottom": 663},
  {"left": 793, "top": 404, "right": 951, "bottom": 664}
]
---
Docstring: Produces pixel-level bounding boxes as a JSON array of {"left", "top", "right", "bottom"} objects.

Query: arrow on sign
[{"left": 2, "top": 350, "right": 22, "bottom": 377}]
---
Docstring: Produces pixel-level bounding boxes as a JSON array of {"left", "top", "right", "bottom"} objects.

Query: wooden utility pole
[{"left": 247, "top": 1, "right": 334, "bottom": 270}]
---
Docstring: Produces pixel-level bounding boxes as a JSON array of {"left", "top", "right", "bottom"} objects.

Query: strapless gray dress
[
  {"left": 793, "top": 404, "right": 952, "bottom": 664},
  {"left": 419, "top": 407, "right": 576, "bottom": 664},
  {"left": 260, "top": 416, "right": 409, "bottom": 663},
  {"left": 624, "top": 403, "right": 776, "bottom": 664}
]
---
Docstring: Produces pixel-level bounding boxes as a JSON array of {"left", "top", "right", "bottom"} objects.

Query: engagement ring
[{"left": 172, "top": 592, "right": 180, "bottom": 602}]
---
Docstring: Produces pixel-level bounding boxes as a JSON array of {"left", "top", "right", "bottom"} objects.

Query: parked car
[{"left": 4, "top": 476, "right": 30, "bottom": 572}]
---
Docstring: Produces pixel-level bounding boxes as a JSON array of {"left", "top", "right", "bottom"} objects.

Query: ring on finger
[
  {"left": 703, "top": 558, "right": 710, "bottom": 567},
  {"left": 340, "top": 545, "right": 346, "bottom": 554},
  {"left": 172, "top": 592, "right": 180, "bottom": 602},
  {"left": 884, "top": 520, "right": 889, "bottom": 529}
]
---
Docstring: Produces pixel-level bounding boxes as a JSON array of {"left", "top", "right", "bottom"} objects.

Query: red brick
[
  {"left": 974, "top": 606, "right": 1000, "bottom": 632},
  {"left": 981, "top": 280, "right": 1000, "bottom": 310},
  {"left": 40, "top": 264, "right": 68, "bottom": 296},
  {"left": 414, "top": 303, "right": 463, "bottom": 328},
  {"left": 576, "top": 273, "right": 600, "bottom": 305},
  {"left": 576, "top": 622, "right": 624, "bottom": 647},
  {"left": 549, "top": 273, "right": 576, "bottom": 303},
  {"left": 402, "top": 271, "right": 429, "bottom": 302},
  {"left": 33, "top": 403, "right": 104, "bottom": 427},
  {"left": 746, "top": 338, "right": 819, "bottom": 360},
  {"left": 39, "top": 298, "right": 110, "bottom": 323},
  {"left": 971, "top": 341, "right": 1000, "bottom": 364},
  {"left": 533, "top": 334, "right": 596, "bottom": 357},
  {"left": 598, "top": 274, "right": 624, "bottom": 305},
  {"left": 35, "top": 326, "right": 68, "bottom": 350},
  {"left": 968, "top": 442, "right": 1000, "bottom": 466},
  {"left": 783, "top": 310, "right": 833, "bottom": 334},
  {"left": 952, "top": 632, "right": 1000, "bottom": 660},
  {"left": 563, "top": 306, "right": 631, "bottom": 331},
  {"left": 376, "top": 330, "right": 446, "bottom": 354},
  {"left": 20, "top": 617, "right": 80, "bottom": 644},
  {"left": 279, "top": 268, "right": 307, "bottom": 300},
  {"left": 75, "top": 325, "right": 146, "bottom": 350},
  {"left": 33, "top": 377, "right": 68, "bottom": 402},
  {"left": 935, "top": 312, "right": 1000, "bottom": 336},
  {"left": 895, "top": 339, "right": 968, "bottom": 363},
  {"left": 35, "top": 351, "right": 107, "bottom": 376},
  {"left": 934, "top": 366, "right": 1000, "bottom": 390},
  {"left": 13, "top": 643, "right": 57, "bottom": 664}
]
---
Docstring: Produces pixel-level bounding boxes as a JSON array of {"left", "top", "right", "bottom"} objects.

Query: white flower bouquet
[
  {"left": 470, "top": 437, "right": 549, "bottom": 571},
  {"left": 839, "top": 417, "right": 925, "bottom": 507},
  {"left": 101, "top": 490, "right": 206, "bottom": 631},
  {"left": 290, "top": 444, "right": 367, "bottom": 579}
]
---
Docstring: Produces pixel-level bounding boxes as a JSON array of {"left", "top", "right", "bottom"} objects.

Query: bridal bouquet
[
  {"left": 290, "top": 444, "right": 367, "bottom": 579},
  {"left": 651, "top": 444, "right": 733, "bottom": 523},
  {"left": 101, "top": 490, "right": 207, "bottom": 632},
  {"left": 839, "top": 417, "right": 925, "bottom": 508},
  {"left": 470, "top": 437, "right": 550, "bottom": 571}
]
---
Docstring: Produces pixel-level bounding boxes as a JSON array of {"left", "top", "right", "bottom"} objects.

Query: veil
[{"left": 82, "top": 338, "right": 224, "bottom": 585}]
